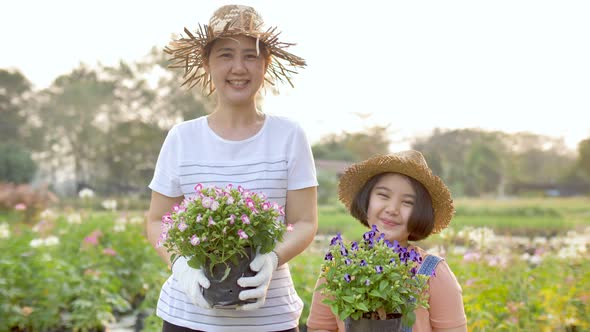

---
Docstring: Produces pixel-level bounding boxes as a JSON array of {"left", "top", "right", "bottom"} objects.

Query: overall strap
[
  {"left": 417, "top": 254, "right": 442, "bottom": 276},
  {"left": 401, "top": 255, "right": 443, "bottom": 332}
]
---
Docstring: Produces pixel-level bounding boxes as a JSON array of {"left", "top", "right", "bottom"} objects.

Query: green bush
[
  {"left": 0, "top": 212, "right": 167, "bottom": 331},
  {"left": 0, "top": 143, "right": 36, "bottom": 184}
]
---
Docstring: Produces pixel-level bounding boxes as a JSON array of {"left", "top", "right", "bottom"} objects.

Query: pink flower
[
  {"left": 463, "top": 251, "right": 481, "bottom": 262},
  {"left": 229, "top": 214, "right": 236, "bottom": 224},
  {"left": 196, "top": 214, "right": 202, "bottom": 223},
  {"left": 103, "top": 248, "right": 117, "bottom": 256},
  {"left": 178, "top": 222, "right": 188, "bottom": 232},
  {"left": 208, "top": 217, "right": 216, "bottom": 226},
  {"left": 227, "top": 196, "right": 235, "bottom": 205},
  {"left": 194, "top": 183, "right": 203, "bottom": 192},
  {"left": 238, "top": 186, "right": 245, "bottom": 193},
  {"left": 211, "top": 201, "right": 220, "bottom": 211},
  {"left": 161, "top": 222, "right": 172, "bottom": 232},
  {"left": 172, "top": 204, "right": 186, "bottom": 213},
  {"left": 162, "top": 213, "right": 173, "bottom": 224},
  {"left": 190, "top": 235, "right": 200, "bottom": 246},
  {"left": 287, "top": 223, "right": 294, "bottom": 232},
  {"left": 202, "top": 197, "right": 213, "bottom": 209},
  {"left": 15, "top": 203, "right": 26, "bottom": 211},
  {"left": 241, "top": 214, "right": 250, "bottom": 224},
  {"left": 245, "top": 198, "right": 256, "bottom": 209},
  {"left": 83, "top": 230, "right": 102, "bottom": 246},
  {"left": 156, "top": 237, "right": 165, "bottom": 248},
  {"left": 238, "top": 229, "right": 249, "bottom": 239},
  {"left": 84, "top": 235, "right": 99, "bottom": 246},
  {"left": 262, "top": 202, "right": 271, "bottom": 211},
  {"left": 245, "top": 198, "right": 258, "bottom": 214}
]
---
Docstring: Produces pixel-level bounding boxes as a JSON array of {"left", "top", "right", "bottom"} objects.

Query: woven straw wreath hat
[
  {"left": 165, "top": 4, "right": 306, "bottom": 94},
  {"left": 338, "top": 150, "right": 455, "bottom": 234}
]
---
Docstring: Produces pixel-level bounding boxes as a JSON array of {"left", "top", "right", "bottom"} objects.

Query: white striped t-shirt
[{"left": 149, "top": 114, "right": 318, "bottom": 331}]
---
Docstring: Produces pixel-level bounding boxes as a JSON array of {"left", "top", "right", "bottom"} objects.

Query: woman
[
  {"left": 146, "top": 5, "right": 318, "bottom": 331},
  {"left": 307, "top": 150, "right": 467, "bottom": 332}
]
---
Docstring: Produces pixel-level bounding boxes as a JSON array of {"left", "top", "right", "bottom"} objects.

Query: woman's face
[
  {"left": 366, "top": 173, "right": 415, "bottom": 245},
  {"left": 205, "top": 35, "right": 267, "bottom": 106}
]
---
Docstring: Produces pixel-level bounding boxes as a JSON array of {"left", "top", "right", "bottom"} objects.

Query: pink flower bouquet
[{"left": 158, "top": 183, "right": 289, "bottom": 280}]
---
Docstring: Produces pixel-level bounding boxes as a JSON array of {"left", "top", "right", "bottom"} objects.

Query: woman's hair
[{"left": 349, "top": 172, "right": 435, "bottom": 241}]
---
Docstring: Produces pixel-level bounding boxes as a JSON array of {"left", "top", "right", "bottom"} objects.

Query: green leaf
[
  {"left": 379, "top": 280, "right": 388, "bottom": 292},
  {"left": 369, "top": 290, "right": 385, "bottom": 298},
  {"left": 220, "top": 266, "right": 231, "bottom": 282},
  {"left": 356, "top": 302, "right": 369, "bottom": 312},
  {"left": 187, "top": 256, "right": 203, "bottom": 269},
  {"left": 342, "top": 295, "right": 356, "bottom": 303}
]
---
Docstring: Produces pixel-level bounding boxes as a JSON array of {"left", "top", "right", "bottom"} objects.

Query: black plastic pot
[
  {"left": 202, "top": 246, "right": 257, "bottom": 307},
  {"left": 344, "top": 315, "right": 402, "bottom": 332}
]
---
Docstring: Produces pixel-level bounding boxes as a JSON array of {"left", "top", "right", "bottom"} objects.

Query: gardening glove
[
  {"left": 236, "top": 250, "right": 279, "bottom": 310},
  {"left": 172, "top": 256, "right": 211, "bottom": 309}
]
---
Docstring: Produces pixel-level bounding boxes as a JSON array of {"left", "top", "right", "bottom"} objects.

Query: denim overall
[{"left": 401, "top": 255, "right": 442, "bottom": 332}]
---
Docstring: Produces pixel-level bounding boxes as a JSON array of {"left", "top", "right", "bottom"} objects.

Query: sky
[{"left": 2, "top": 0, "right": 589, "bottom": 150}]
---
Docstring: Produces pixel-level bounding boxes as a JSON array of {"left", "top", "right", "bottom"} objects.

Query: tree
[
  {"left": 26, "top": 51, "right": 213, "bottom": 195},
  {"left": 31, "top": 65, "right": 117, "bottom": 192},
  {"left": 577, "top": 138, "right": 590, "bottom": 179},
  {"left": 96, "top": 120, "right": 167, "bottom": 195},
  {"left": 0, "top": 69, "right": 32, "bottom": 143},
  {"left": 412, "top": 128, "right": 508, "bottom": 196},
  {"left": 0, "top": 143, "right": 36, "bottom": 184},
  {"left": 464, "top": 142, "right": 503, "bottom": 196},
  {"left": 313, "top": 126, "right": 391, "bottom": 162},
  {"left": 506, "top": 132, "right": 575, "bottom": 184}
]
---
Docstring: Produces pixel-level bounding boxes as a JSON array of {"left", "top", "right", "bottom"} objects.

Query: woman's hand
[
  {"left": 172, "top": 256, "right": 211, "bottom": 309},
  {"left": 236, "top": 250, "right": 279, "bottom": 310}
]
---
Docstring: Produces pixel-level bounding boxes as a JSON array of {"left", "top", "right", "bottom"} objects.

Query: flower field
[{"left": 1, "top": 197, "right": 589, "bottom": 331}]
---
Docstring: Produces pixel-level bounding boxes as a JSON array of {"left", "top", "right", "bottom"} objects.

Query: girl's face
[
  {"left": 205, "top": 35, "right": 267, "bottom": 106},
  {"left": 366, "top": 173, "right": 415, "bottom": 246}
]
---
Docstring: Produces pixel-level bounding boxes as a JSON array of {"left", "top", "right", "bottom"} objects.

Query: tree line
[{"left": 2, "top": 49, "right": 589, "bottom": 198}]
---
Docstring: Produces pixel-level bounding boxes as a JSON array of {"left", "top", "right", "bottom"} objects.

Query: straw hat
[
  {"left": 165, "top": 4, "right": 306, "bottom": 93},
  {"left": 338, "top": 150, "right": 454, "bottom": 233}
]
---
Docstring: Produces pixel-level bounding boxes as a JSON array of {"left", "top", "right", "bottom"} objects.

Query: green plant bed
[
  {"left": 451, "top": 215, "right": 573, "bottom": 236},
  {"left": 0, "top": 212, "right": 167, "bottom": 331},
  {"left": 290, "top": 249, "right": 325, "bottom": 327},
  {"left": 318, "top": 197, "right": 590, "bottom": 237}
]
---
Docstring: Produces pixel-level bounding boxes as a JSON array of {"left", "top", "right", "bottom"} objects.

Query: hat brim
[{"left": 338, "top": 154, "right": 454, "bottom": 234}]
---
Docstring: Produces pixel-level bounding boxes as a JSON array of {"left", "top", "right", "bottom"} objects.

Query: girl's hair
[{"left": 349, "top": 172, "right": 435, "bottom": 241}]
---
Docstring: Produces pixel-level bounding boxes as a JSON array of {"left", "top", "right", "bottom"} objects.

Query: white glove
[
  {"left": 172, "top": 256, "right": 211, "bottom": 309},
  {"left": 236, "top": 250, "right": 279, "bottom": 310}
]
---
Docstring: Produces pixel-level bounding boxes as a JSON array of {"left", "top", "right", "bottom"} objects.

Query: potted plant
[
  {"left": 157, "top": 183, "right": 289, "bottom": 307},
  {"left": 318, "top": 225, "right": 431, "bottom": 331}
]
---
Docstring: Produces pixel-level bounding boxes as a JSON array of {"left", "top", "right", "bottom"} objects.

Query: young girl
[
  {"left": 306, "top": 150, "right": 466, "bottom": 332},
  {"left": 146, "top": 5, "right": 318, "bottom": 332}
]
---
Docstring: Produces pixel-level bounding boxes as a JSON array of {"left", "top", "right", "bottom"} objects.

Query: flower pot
[
  {"left": 344, "top": 315, "right": 403, "bottom": 332},
  {"left": 202, "top": 246, "right": 257, "bottom": 307}
]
